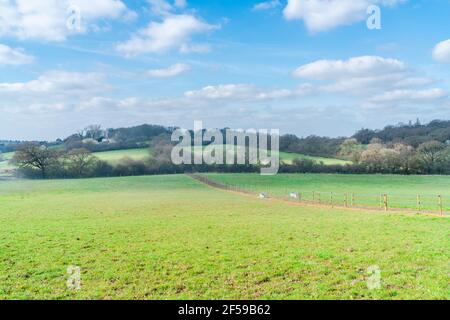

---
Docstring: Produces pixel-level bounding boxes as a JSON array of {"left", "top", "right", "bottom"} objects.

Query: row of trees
[
  {"left": 280, "top": 134, "right": 344, "bottom": 158},
  {"left": 11, "top": 142, "right": 261, "bottom": 179},
  {"left": 353, "top": 120, "right": 450, "bottom": 147},
  {"left": 11, "top": 138, "right": 450, "bottom": 179},
  {"left": 12, "top": 144, "right": 102, "bottom": 179},
  {"left": 63, "top": 124, "right": 173, "bottom": 153},
  {"left": 7, "top": 119, "right": 450, "bottom": 161},
  {"left": 338, "top": 138, "right": 450, "bottom": 174}
]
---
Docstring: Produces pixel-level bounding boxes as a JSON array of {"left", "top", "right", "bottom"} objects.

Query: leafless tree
[
  {"left": 11, "top": 143, "right": 59, "bottom": 178},
  {"left": 84, "top": 125, "right": 103, "bottom": 140},
  {"left": 417, "top": 141, "right": 446, "bottom": 171},
  {"left": 65, "top": 148, "right": 97, "bottom": 177}
]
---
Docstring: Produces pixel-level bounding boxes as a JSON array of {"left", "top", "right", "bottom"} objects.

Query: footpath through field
[{"left": 187, "top": 173, "right": 448, "bottom": 218}]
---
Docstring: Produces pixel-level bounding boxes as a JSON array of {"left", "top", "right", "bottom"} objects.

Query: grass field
[
  {"left": 192, "top": 145, "right": 349, "bottom": 166},
  {"left": 277, "top": 151, "right": 350, "bottom": 165},
  {"left": 93, "top": 148, "right": 151, "bottom": 163},
  {"left": 205, "top": 173, "right": 450, "bottom": 212},
  {"left": 0, "top": 174, "right": 448, "bottom": 299}
]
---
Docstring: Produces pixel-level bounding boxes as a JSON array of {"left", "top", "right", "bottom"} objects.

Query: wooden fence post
[
  {"left": 344, "top": 193, "right": 348, "bottom": 207},
  {"left": 438, "top": 195, "right": 443, "bottom": 216},
  {"left": 384, "top": 194, "right": 388, "bottom": 212}
]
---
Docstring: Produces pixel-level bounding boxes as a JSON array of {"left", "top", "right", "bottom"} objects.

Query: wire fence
[{"left": 189, "top": 174, "right": 449, "bottom": 217}]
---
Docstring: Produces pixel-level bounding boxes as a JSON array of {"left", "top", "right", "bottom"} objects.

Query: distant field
[
  {"left": 0, "top": 146, "right": 348, "bottom": 176},
  {"left": 191, "top": 145, "right": 349, "bottom": 166},
  {"left": 206, "top": 173, "right": 450, "bottom": 212},
  {"left": 93, "top": 148, "right": 151, "bottom": 163},
  {"left": 278, "top": 151, "right": 350, "bottom": 165},
  {"left": 0, "top": 175, "right": 448, "bottom": 299}
]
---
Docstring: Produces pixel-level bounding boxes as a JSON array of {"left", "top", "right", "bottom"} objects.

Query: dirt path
[{"left": 186, "top": 173, "right": 447, "bottom": 218}]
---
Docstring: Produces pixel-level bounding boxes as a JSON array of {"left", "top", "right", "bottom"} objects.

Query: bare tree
[
  {"left": 65, "top": 148, "right": 97, "bottom": 177},
  {"left": 150, "top": 134, "right": 173, "bottom": 163},
  {"left": 84, "top": 125, "right": 103, "bottom": 140},
  {"left": 11, "top": 143, "right": 59, "bottom": 178},
  {"left": 417, "top": 141, "right": 446, "bottom": 171},
  {"left": 338, "top": 138, "right": 361, "bottom": 162}
]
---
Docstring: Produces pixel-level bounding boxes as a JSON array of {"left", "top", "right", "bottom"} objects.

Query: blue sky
[{"left": 0, "top": 0, "right": 450, "bottom": 140}]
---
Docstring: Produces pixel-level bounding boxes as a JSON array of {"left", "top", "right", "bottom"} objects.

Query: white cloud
[
  {"left": 147, "top": 63, "right": 190, "bottom": 77},
  {"left": 293, "top": 56, "right": 432, "bottom": 96},
  {"left": 117, "top": 1, "right": 217, "bottom": 56},
  {"left": 147, "top": 0, "right": 175, "bottom": 16},
  {"left": 76, "top": 83, "right": 313, "bottom": 112},
  {"left": 292, "top": 55, "right": 447, "bottom": 107},
  {"left": 184, "top": 83, "right": 312, "bottom": 102},
  {"left": 293, "top": 56, "right": 406, "bottom": 80},
  {"left": 0, "top": 0, "right": 133, "bottom": 41},
  {"left": 369, "top": 88, "right": 448, "bottom": 104},
  {"left": 283, "top": 0, "right": 406, "bottom": 32},
  {"left": 117, "top": 14, "right": 217, "bottom": 56},
  {"left": 174, "top": 0, "right": 188, "bottom": 9},
  {"left": 253, "top": 0, "right": 281, "bottom": 11},
  {"left": 0, "top": 71, "right": 109, "bottom": 113},
  {"left": 432, "top": 39, "right": 450, "bottom": 64},
  {"left": 0, "top": 44, "right": 34, "bottom": 65},
  {"left": 147, "top": 0, "right": 189, "bottom": 15},
  {"left": 179, "top": 43, "right": 211, "bottom": 54},
  {"left": 0, "top": 71, "right": 107, "bottom": 95}
]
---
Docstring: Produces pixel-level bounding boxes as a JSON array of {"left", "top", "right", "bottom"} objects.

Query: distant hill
[
  {"left": 353, "top": 120, "right": 450, "bottom": 147},
  {"left": 91, "top": 147, "right": 350, "bottom": 166},
  {"left": 3, "top": 119, "right": 450, "bottom": 159}
]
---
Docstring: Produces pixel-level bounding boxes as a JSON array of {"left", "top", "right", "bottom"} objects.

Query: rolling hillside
[
  {"left": 93, "top": 148, "right": 152, "bottom": 163},
  {"left": 190, "top": 145, "right": 350, "bottom": 166},
  {"left": 0, "top": 146, "right": 349, "bottom": 177}
]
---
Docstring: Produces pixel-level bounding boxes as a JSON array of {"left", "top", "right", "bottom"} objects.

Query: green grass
[
  {"left": 278, "top": 151, "right": 350, "bottom": 165},
  {"left": 192, "top": 144, "right": 349, "bottom": 165},
  {"left": 0, "top": 175, "right": 448, "bottom": 299},
  {"left": 205, "top": 173, "right": 450, "bottom": 212},
  {"left": 93, "top": 148, "right": 151, "bottom": 164}
]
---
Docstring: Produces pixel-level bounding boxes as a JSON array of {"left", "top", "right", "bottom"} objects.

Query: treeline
[
  {"left": 0, "top": 141, "right": 22, "bottom": 153},
  {"left": 337, "top": 138, "right": 450, "bottom": 174},
  {"left": 11, "top": 141, "right": 450, "bottom": 179},
  {"left": 353, "top": 120, "right": 450, "bottom": 147},
  {"left": 63, "top": 124, "right": 173, "bottom": 153},
  {"left": 280, "top": 135, "right": 344, "bottom": 158},
  {"left": 6, "top": 119, "right": 450, "bottom": 159},
  {"left": 8, "top": 119, "right": 450, "bottom": 178},
  {"left": 11, "top": 142, "right": 261, "bottom": 179}
]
